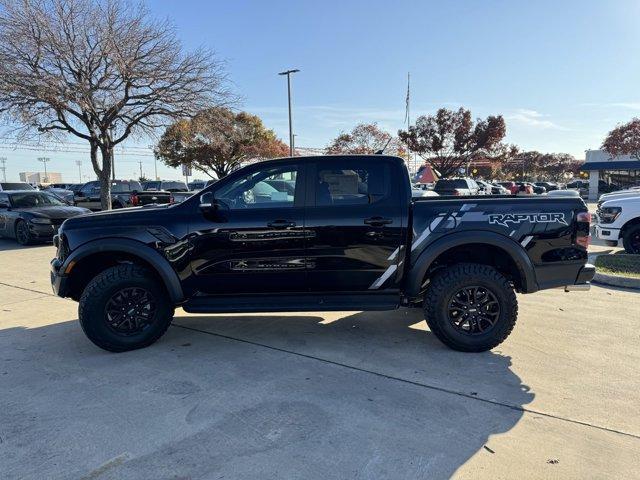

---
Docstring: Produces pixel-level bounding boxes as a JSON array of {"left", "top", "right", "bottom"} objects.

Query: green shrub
[{"left": 595, "top": 254, "right": 640, "bottom": 278}]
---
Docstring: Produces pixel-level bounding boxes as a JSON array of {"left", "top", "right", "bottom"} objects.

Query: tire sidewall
[
  {"left": 425, "top": 265, "right": 517, "bottom": 352},
  {"left": 623, "top": 225, "right": 640, "bottom": 254},
  {"left": 15, "top": 220, "right": 31, "bottom": 245},
  {"left": 80, "top": 268, "right": 172, "bottom": 351}
]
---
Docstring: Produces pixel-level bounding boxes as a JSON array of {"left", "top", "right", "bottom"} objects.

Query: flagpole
[{"left": 406, "top": 72, "right": 412, "bottom": 176}]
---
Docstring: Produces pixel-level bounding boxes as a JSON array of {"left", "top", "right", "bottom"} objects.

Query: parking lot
[{"left": 1, "top": 239, "right": 639, "bottom": 479}]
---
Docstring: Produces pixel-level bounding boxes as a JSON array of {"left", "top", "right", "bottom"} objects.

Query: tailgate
[{"left": 137, "top": 191, "right": 171, "bottom": 205}]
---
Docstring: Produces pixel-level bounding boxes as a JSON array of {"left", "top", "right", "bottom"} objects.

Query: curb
[
  {"left": 592, "top": 271, "right": 640, "bottom": 291},
  {"left": 587, "top": 252, "right": 640, "bottom": 291}
]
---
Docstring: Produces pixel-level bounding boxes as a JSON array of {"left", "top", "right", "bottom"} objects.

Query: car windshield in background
[
  {"left": 111, "top": 181, "right": 142, "bottom": 192},
  {"left": 435, "top": 179, "right": 467, "bottom": 191},
  {"left": 1, "top": 182, "right": 34, "bottom": 190},
  {"left": 162, "top": 181, "right": 188, "bottom": 191},
  {"left": 10, "top": 192, "right": 65, "bottom": 208},
  {"left": 143, "top": 181, "right": 161, "bottom": 190}
]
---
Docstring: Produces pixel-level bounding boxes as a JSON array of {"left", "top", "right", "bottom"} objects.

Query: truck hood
[
  {"left": 600, "top": 195, "right": 640, "bottom": 208},
  {"left": 15, "top": 205, "right": 91, "bottom": 219},
  {"left": 62, "top": 204, "right": 171, "bottom": 228}
]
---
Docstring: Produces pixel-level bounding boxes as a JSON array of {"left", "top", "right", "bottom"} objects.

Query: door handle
[
  {"left": 267, "top": 219, "right": 296, "bottom": 229},
  {"left": 364, "top": 216, "right": 393, "bottom": 227}
]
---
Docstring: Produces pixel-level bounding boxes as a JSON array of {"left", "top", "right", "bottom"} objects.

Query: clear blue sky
[{"left": 3, "top": 0, "right": 639, "bottom": 181}]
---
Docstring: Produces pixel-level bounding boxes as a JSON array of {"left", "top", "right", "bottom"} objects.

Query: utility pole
[
  {"left": 278, "top": 69, "right": 300, "bottom": 157},
  {"left": 109, "top": 125, "right": 116, "bottom": 180},
  {"left": 0, "top": 157, "right": 6, "bottom": 182},
  {"left": 138, "top": 160, "right": 143, "bottom": 180},
  {"left": 75, "top": 160, "right": 82, "bottom": 183},
  {"left": 37, "top": 157, "right": 50, "bottom": 183}
]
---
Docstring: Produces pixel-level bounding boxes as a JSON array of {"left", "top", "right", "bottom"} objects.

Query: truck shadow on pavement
[{"left": 1, "top": 309, "right": 534, "bottom": 479}]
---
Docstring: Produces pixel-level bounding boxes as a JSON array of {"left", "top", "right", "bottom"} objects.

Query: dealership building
[{"left": 579, "top": 150, "right": 640, "bottom": 200}]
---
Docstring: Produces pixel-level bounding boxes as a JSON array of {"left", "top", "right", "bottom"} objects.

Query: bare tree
[{"left": 0, "top": 0, "right": 231, "bottom": 209}]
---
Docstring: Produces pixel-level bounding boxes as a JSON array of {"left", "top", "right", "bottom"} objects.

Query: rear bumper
[
  {"left": 564, "top": 263, "right": 596, "bottom": 291},
  {"left": 534, "top": 261, "right": 595, "bottom": 291}
]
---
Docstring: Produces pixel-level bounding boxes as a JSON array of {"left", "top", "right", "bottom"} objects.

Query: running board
[{"left": 182, "top": 292, "right": 400, "bottom": 314}]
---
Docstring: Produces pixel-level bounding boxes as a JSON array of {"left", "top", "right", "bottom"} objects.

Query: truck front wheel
[
  {"left": 424, "top": 263, "right": 518, "bottom": 352},
  {"left": 78, "top": 264, "right": 174, "bottom": 352},
  {"left": 622, "top": 224, "right": 640, "bottom": 254}
]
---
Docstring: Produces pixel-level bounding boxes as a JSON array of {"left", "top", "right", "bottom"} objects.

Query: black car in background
[
  {"left": 434, "top": 178, "right": 482, "bottom": 195},
  {"left": 0, "top": 190, "right": 90, "bottom": 245},
  {"left": 534, "top": 182, "right": 559, "bottom": 192}
]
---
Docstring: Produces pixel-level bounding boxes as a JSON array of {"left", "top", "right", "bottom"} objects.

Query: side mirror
[
  {"left": 199, "top": 192, "right": 228, "bottom": 212},
  {"left": 199, "top": 191, "right": 215, "bottom": 211}
]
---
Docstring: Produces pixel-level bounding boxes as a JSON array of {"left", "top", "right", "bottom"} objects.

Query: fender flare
[
  {"left": 62, "top": 237, "right": 184, "bottom": 303},
  {"left": 405, "top": 230, "right": 538, "bottom": 296}
]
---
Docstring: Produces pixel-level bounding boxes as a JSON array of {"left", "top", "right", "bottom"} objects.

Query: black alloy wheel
[
  {"left": 15, "top": 220, "right": 32, "bottom": 245},
  {"left": 447, "top": 286, "right": 500, "bottom": 335},
  {"left": 104, "top": 286, "right": 158, "bottom": 335}
]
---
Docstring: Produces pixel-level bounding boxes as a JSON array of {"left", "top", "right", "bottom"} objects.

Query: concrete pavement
[{"left": 1, "top": 240, "right": 639, "bottom": 479}]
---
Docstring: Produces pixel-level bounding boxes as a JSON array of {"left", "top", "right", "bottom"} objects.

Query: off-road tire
[
  {"left": 622, "top": 224, "right": 640, "bottom": 254},
  {"left": 424, "top": 263, "right": 518, "bottom": 352},
  {"left": 78, "top": 264, "right": 174, "bottom": 352}
]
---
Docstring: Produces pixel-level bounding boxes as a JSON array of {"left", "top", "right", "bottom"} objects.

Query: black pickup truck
[
  {"left": 51, "top": 155, "right": 594, "bottom": 353},
  {"left": 74, "top": 180, "right": 172, "bottom": 210}
]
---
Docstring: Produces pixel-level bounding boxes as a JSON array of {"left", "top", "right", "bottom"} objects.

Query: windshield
[
  {"left": 143, "top": 181, "right": 161, "bottom": 190},
  {"left": 10, "top": 192, "right": 65, "bottom": 208},
  {"left": 162, "top": 181, "right": 188, "bottom": 191},
  {"left": 1, "top": 182, "right": 34, "bottom": 191}
]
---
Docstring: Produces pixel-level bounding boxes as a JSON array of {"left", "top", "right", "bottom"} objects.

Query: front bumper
[
  {"left": 595, "top": 224, "right": 621, "bottom": 241},
  {"left": 29, "top": 222, "right": 60, "bottom": 239},
  {"left": 50, "top": 258, "right": 69, "bottom": 297}
]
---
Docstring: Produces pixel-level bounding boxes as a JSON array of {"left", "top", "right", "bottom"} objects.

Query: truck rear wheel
[
  {"left": 78, "top": 264, "right": 174, "bottom": 352},
  {"left": 424, "top": 263, "right": 518, "bottom": 352}
]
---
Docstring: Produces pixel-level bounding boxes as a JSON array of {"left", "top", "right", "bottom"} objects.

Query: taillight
[
  {"left": 576, "top": 236, "right": 591, "bottom": 248},
  {"left": 131, "top": 193, "right": 139, "bottom": 206},
  {"left": 577, "top": 211, "right": 591, "bottom": 224},
  {"left": 576, "top": 210, "right": 591, "bottom": 249}
]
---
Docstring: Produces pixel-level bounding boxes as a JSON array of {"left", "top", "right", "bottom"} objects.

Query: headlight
[
  {"left": 598, "top": 207, "right": 622, "bottom": 224},
  {"left": 29, "top": 218, "right": 52, "bottom": 225}
]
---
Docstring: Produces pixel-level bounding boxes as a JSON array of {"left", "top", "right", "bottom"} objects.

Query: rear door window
[{"left": 314, "top": 161, "right": 390, "bottom": 206}]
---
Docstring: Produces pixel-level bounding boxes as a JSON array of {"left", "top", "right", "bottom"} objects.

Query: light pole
[
  {"left": 278, "top": 69, "right": 300, "bottom": 157},
  {"left": 76, "top": 160, "right": 82, "bottom": 183},
  {"left": 109, "top": 125, "right": 116, "bottom": 180},
  {"left": 38, "top": 157, "right": 50, "bottom": 183},
  {"left": 0, "top": 157, "right": 6, "bottom": 182},
  {"left": 138, "top": 160, "right": 143, "bottom": 180}
]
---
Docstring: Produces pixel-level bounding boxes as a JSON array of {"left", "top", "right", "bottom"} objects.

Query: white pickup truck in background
[{"left": 595, "top": 193, "right": 640, "bottom": 253}]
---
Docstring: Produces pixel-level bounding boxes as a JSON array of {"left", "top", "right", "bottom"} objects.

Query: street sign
[{"left": 181, "top": 164, "right": 192, "bottom": 177}]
